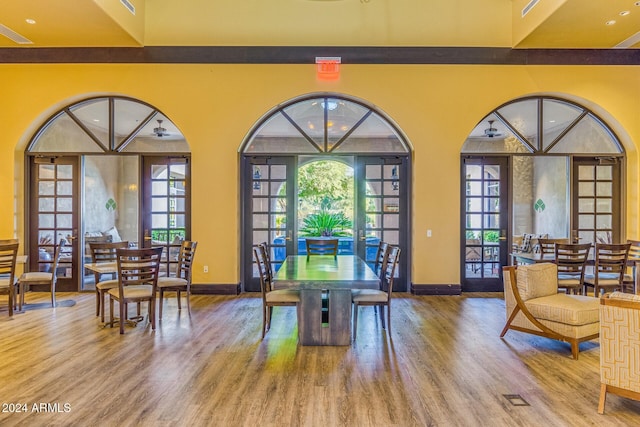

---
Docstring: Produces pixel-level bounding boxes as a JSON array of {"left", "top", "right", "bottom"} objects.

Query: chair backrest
[
  {"left": 90, "top": 241, "right": 130, "bottom": 263},
  {"left": 539, "top": 238, "right": 570, "bottom": 256},
  {"left": 305, "top": 238, "right": 339, "bottom": 258},
  {"left": 174, "top": 240, "right": 197, "bottom": 282},
  {"left": 627, "top": 239, "right": 640, "bottom": 260},
  {"left": 90, "top": 241, "right": 130, "bottom": 281},
  {"left": 258, "top": 241, "right": 273, "bottom": 280},
  {"left": 253, "top": 246, "right": 272, "bottom": 297},
  {"left": 115, "top": 247, "right": 163, "bottom": 295},
  {"left": 594, "top": 242, "right": 631, "bottom": 282},
  {"left": 373, "top": 241, "right": 389, "bottom": 274},
  {"left": 555, "top": 242, "right": 591, "bottom": 278},
  {"left": 0, "top": 239, "right": 19, "bottom": 285},
  {"left": 50, "top": 239, "right": 66, "bottom": 282},
  {"left": 380, "top": 246, "right": 401, "bottom": 295}
]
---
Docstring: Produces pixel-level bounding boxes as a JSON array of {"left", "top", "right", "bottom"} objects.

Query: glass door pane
[
  {"left": 29, "top": 157, "right": 78, "bottom": 291},
  {"left": 244, "top": 157, "right": 295, "bottom": 292},
  {"left": 356, "top": 156, "right": 408, "bottom": 291},
  {"left": 461, "top": 157, "right": 508, "bottom": 291},
  {"left": 573, "top": 158, "right": 621, "bottom": 245},
  {"left": 81, "top": 155, "right": 139, "bottom": 290},
  {"left": 142, "top": 157, "right": 190, "bottom": 276}
]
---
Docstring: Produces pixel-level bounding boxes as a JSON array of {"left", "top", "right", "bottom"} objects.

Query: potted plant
[{"left": 299, "top": 209, "right": 352, "bottom": 237}]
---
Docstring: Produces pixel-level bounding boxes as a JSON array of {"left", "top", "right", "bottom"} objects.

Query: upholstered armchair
[
  {"left": 501, "top": 263, "right": 600, "bottom": 359},
  {"left": 598, "top": 292, "right": 640, "bottom": 414}
]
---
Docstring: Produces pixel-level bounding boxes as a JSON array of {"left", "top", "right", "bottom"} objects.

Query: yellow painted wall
[{"left": 1, "top": 63, "right": 638, "bottom": 287}]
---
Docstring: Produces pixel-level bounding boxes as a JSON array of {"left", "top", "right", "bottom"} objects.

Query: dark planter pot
[{"left": 39, "top": 248, "right": 52, "bottom": 272}]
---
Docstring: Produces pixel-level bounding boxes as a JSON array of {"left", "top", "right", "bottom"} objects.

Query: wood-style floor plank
[{"left": 0, "top": 292, "right": 638, "bottom": 426}]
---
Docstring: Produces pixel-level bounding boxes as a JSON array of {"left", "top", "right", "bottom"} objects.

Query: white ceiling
[{"left": 1, "top": 0, "right": 640, "bottom": 48}]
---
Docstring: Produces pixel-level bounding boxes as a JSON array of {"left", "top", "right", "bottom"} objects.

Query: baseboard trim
[
  {"left": 411, "top": 283, "right": 462, "bottom": 295},
  {"left": 191, "top": 283, "right": 241, "bottom": 295}
]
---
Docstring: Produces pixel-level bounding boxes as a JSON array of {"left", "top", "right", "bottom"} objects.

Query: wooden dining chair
[
  {"left": 352, "top": 245, "right": 401, "bottom": 341},
  {"left": 538, "top": 238, "right": 570, "bottom": 256},
  {"left": 584, "top": 242, "right": 631, "bottom": 297},
  {"left": 108, "top": 247, "right": 163, "bottom": 334},
  {"left": 157, "top": 240, "right": 197, "bottom": 319},
  {"left": 258, "top": 241, "right": 273, "bottom": 280},
  {"left": 90, "top": 241, "right": 130, "bottom": 322},
  {"left": 0, "top": 239, "right": 19, "bottom": 317},
  {"left": 623, "top": 239, "right": 640, "bottom": 294},
  {"left": 305, "top": 238, "right": 339, "bottom": 260},
  {"left": 373, "top": 241, "right": 389, "bottom": 275},
  {"left": 17, "top": 239, "right": 65, "bottom": 310},
  {"left": 254, "top": 245, "right": 300, "bottom": 339},
  {"left": 555, "top": 242, "right": 591, "bottom": 295}
]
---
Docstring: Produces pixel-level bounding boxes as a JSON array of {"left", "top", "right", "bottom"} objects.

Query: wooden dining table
[
  {"left": 83, "top": 261, "right": 117, "bottom": 275},
  {"left": 274, "top": 255, "right": 379, "bottom": 345}
]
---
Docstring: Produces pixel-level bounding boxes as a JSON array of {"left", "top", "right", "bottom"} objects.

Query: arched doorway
[
  {"left": 460, "top": 96, "right": 625, "bottom": 291},
  {"left": 25, "top": 96, "right": 191, "bottom": 292},
  {"left": 240, "top": 94, "right": 412, "bottom": 292}
]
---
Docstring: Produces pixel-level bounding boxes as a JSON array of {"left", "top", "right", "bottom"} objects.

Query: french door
[
  {"left": 141, "top": 156, "right": 191, "bottom": 275},
  {"left": 242, "top": 155, "right": 409, "bottom": 292},
  {"left": 355, "top": 156, "right": 409, "bottom": 291},
  {"left": 461, "top": 156, "right": 509, "bottom": 292},
  {"left": 243, "top": 156, "right": 295, "bottom": 292},
  {"left": 27, "top": 156, "right": 78, "bottom": 292},
  {"left": 572, "top": 157, "right": 622, "bottom": 245}
]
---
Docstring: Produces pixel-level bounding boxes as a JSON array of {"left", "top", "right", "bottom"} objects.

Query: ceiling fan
[
  {"left": 153, "top": 119, "right": 170, "bottom": 137},
  {"left": 483, "top": 120, "right": 503, "bottom": 138}
]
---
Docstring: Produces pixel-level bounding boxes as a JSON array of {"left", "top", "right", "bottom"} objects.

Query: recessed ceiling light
[
  {"left": 606, "top": 20, "right": 617, "bottom": 25},
  {"left": 620, "top": 11, "right": 630, "bottom": 16},
  {"left": 25, "top": 18, "right": 36, "bottom": 24}
]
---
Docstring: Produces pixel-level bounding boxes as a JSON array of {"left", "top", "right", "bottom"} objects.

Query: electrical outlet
[
  {"left": 203, "top": 265, "right": 209, "bottom": 273},
  {"left": 427, "top": 229, "right": 432, "bottom": 237}
]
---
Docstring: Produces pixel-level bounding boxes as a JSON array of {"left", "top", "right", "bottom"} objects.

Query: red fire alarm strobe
[{"left": 316, "top": 57, "right": 341, "bottom": 81}]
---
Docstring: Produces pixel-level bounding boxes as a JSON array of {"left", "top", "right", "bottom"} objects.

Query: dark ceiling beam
[{"left": 1, "top": 46, "right": 640, "bottom": 65}]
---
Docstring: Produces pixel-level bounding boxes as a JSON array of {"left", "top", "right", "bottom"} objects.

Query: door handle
[
  {"left": 359, "top": 230, "right": 366, "bottom": 241},
  {"left": 285, "top": 230, "right": 292, "bottom": 241}
]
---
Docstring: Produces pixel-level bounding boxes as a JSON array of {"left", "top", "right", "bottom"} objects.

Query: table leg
[{"left": 298, "top": 289, "right": 352, "bottom": 345}]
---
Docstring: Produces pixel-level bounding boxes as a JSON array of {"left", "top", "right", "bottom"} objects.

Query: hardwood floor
[{"left": 0, "top": 291, "right": 638, "bottom": 426}]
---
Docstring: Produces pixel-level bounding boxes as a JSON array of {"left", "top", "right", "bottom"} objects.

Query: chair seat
[
  {"left": 108, "top": 284, "right": 153, "bottom": 299},
  {"left": 96, "top": 279, "right": 119, "bottom": 290},
  {"left": 265, "top": 289, "right": 300, "bottom": 303},
  {"left": 524, "top": 294, "right": 600, "bottom": 326},
  {"left": 352, "top": 289, "right": 389, "bottom": 303},
  {"left": 584, "top": 273, "right": 621, "bottom": 286},
  {"left": 19, "top": 272, "right": 53, "bottom": 283},
  {"left": 157, "top": 277, "right": 188, "bottom": 288}
]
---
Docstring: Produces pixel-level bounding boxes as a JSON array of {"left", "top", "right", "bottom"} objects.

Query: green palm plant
[{"left": 299, "top": 210, "right": 352, "bottom": 237}]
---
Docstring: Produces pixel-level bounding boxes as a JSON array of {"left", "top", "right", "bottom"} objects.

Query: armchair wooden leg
[
  {"left": 598, "top": 383, "right": 607, "bottom": 414},
  {"left": 571, "top": 341, "right": 579, "bottom": 360},
  {"left": 501, "top": 306, "right": 521, "bottom": 337}
]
